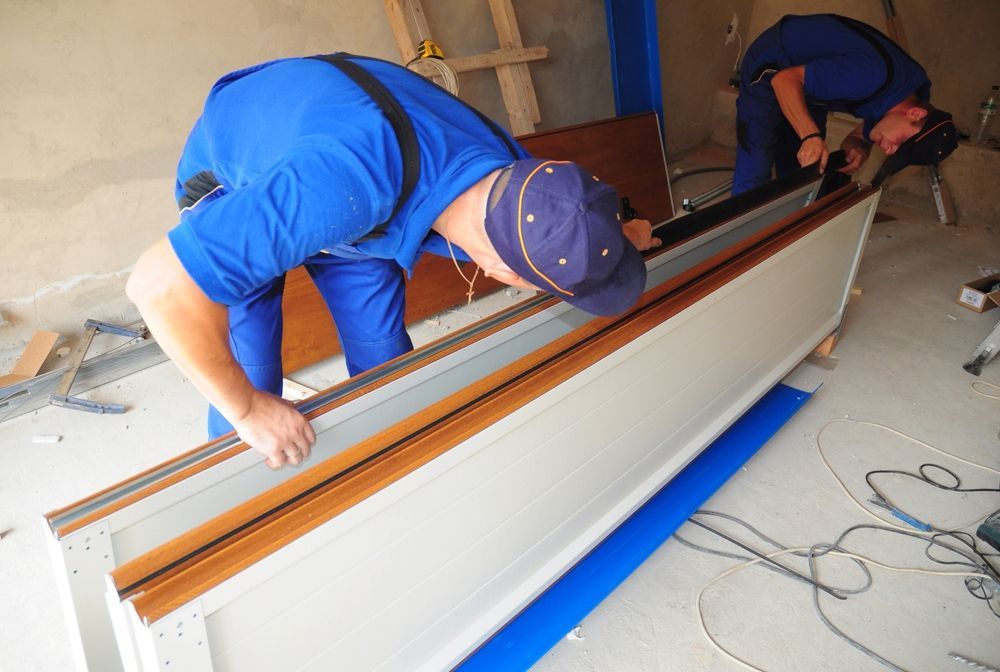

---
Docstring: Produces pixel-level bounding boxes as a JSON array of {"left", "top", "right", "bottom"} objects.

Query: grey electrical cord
[{"left": 678, "top": 512, "right": 999, "bottom": 672}]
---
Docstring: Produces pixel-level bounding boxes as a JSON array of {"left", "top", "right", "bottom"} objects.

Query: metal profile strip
[{"left": 45, "top": 167, "right": 825, "bottom": 537}]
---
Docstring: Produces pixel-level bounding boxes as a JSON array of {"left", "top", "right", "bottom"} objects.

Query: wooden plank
[
  {"left": 280, "top": 268, "right": 339, "bottom": 373},
  {"left": 0, "top": 330, "right": 59, "bottom": 386},
  {"left": 812, "top": 331, "right": 839, "bottom": 357},
  {"left": 280, "top": 262, "right": 505, "bottom": 374},
  {"left": 494, "top": 67, "right": 536, "bottom": 135},
  {"left": 0, "top": 336, "right": 166, "bottom": 422},
  {"left": 279, "top": 114, "right": 673, "bottom": 374},
  {"left": 383, "top": 0, "right": 419, "bottom": 63},
  {"left": 518, "top": 113, "right": 675, "bottom": 223},
  {"left": 488, "top": 0, "right": 540, "bottom": 129},
  {"left": 446, "top": 46, "right": 548, "bottom": 74},
  {"left": 882, "top": 0, "right": 911, "bottom": 52}
]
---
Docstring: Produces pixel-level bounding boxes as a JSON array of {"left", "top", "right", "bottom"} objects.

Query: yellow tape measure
[{"left": 416, "top": 39, "right": 444, "bottom": 60}]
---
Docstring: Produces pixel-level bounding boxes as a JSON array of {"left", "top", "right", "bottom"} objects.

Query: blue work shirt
[
  {"left": 168, "top": 56, "right": 526, "bottom": 306},
  {"left": 739, "top": 14, "right": 931, "bottom": 139}
]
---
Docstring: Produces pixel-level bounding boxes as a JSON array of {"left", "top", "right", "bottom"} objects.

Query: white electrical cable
[
  {"left": 816, "top": 418, "right": 1000, "bottom": 533},
  {"left": 691, "top": 415, "right": 1000, "bottom": 670},
  {"left": 696, "top": 546, "right": 995, "bottom": 672},
  {"left": 972, "top": 380, "right": 1000, "bottom": 400},
  {"left": 732, "top": 29, "right": 743, "bottom": 72},
  {"left": 406, "top": 56, "right": 459, "bottom": 95},
  {"left": 402, "top": 1, "right": 459, "bottom": 95}
]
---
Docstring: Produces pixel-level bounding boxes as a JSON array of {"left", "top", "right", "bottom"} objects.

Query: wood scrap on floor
[
  {"left": 0, "top": 330, "right": 59, "bottom": 388},
  {"left": 0, "top": 325, "right": 165, "bottom": 423}
]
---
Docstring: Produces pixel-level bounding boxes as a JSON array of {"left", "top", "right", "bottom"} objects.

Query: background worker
[
  {"left": 733, "top": 13, "right": 958, "bottom": 194},
  {"left": 126, "top": 53, "right": 659, "bottom": 470}
]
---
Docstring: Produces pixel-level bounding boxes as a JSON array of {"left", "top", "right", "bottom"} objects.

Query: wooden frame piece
[
  {"left": 517, "top": 113, "right": 674, "bottom": 222},
  {"left": 1, "top": 337, "right": 165, "bottom": 422},
  {"left": 383, "top": 0, "right": 545, "bottom": 135},
  {"left": 281, "top": 112, "right": 672, "bottom": 374}
]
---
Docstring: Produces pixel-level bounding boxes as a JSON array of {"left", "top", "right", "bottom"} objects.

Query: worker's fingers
[
  {"left": 838, "top": 158, "right": 861, "bottom": 175},
  {"left": 838, "top": 146, "right": 868, "bottom": 175},
  {"left": 797, "top": 136, "right": 828, "bottom": 173},
  {"left": 300, "top": 422, "right": 316, "bottom": 460},
  {"left": 232, "top": 390, "right": 319, "bottom": 469},
  {"left": 622, "top": 219, "right": 659, "bottom": 251},
  {"left": 284, "top": 446, "right": 303, "bottom": 467},
  {"left": 265, "top": 449, "right": 287, "bottom": 470}
]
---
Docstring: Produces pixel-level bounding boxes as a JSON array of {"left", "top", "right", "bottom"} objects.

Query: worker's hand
[
  {"left": 797, "top": 136, "right": 829, "bottom": 174},
  {"left": 232, "top": 389, "right": 316, "bottom": 469},
  {"left": 839, "top": 135, "right": 871, "bottom": 175},
  {"left": 622, "top": 219, "right": 661, "bottom": 252}
]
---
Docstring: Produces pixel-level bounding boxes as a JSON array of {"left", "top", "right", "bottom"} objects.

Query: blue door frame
[{"left": 604, "top": 0, "right": 664, "bottom": 132}]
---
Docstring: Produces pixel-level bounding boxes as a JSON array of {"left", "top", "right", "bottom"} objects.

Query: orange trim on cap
[
  {"left": 517, "top": 160, "right": 575, "bottom": 297},
  {"left": 912, "top": 119, "right": 954, "bottom": 144}
]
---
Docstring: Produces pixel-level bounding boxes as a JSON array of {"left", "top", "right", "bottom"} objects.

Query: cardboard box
[{"left": 957, "top": 273, "right": 1000, "bottom": 313}]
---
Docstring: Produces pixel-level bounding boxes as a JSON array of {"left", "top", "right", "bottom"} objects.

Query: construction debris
[{"left": 0, "top": 331, "right": 59, "bottom": 388}]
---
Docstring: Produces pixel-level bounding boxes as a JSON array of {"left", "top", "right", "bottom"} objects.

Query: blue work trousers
[
  {"left": 733, "top": 79, "right": 829, "bottom": 195},
  {"left": 207, "top": 254, "right": 413, "bottom": 438}
]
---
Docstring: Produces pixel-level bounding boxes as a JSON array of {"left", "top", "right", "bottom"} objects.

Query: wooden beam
[
  {"left": 383, "top": 0, "right": 546, "bottom": 135},
  {"left": 881, "top": 0, "right": 911, "bottom": 52},
  {"left": 446, "top": 46, "right": 548, "bottom": 74},
  {"left": 487, "top": 0, "right": 541, "bottom": 132},
  {"left": 383, "top": 0, "right": 420, "bottom": 63}
]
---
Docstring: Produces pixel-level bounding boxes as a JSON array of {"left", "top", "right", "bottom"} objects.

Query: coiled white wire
[{"left": 407, "top": 57, "right": 459, "bottom": 96}]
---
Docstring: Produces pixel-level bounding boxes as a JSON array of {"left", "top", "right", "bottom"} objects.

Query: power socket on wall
[{"left": 724, "top": 13, "right": 739, "bottom": 44}]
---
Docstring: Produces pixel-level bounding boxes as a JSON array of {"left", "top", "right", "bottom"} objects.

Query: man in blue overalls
[
  {"left": 733, "top": 14, "right": 958, "bottom": 195},
  {"left": 127, "top": 54, "right": 659, "bottom": 469}
]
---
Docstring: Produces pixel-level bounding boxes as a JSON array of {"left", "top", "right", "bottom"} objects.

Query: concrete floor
[{"left": 1, "top": 174, "right": 999, "bottom": 671}]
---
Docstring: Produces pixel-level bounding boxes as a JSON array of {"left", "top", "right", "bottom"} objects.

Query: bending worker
[
  {"left": 733, "top": 13, "right": 958, "bottom": 194},
  {"left": 126, "top": 53, "right": 659, "bottom": 469}
]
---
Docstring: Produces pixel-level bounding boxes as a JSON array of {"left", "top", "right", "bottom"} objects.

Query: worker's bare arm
[
  {"left": 771, "top": 66, "right": 829, "bottom": 174},
  {"left": 839, "top": 124, "right": 872, "bottom": 174},
  {"left": 126, "top": 238, "right": 315, "bottom": 468}
]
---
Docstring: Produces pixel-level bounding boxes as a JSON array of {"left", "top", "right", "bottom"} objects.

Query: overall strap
[
  {"left": 310, "top": 53, "right": 421, "bottom": 240},
  {"left": 827, "top": 15, "right": 918, "bottom": 114},
  {"left": 310, "top": 53, "right": 521, "bottom": 241}
]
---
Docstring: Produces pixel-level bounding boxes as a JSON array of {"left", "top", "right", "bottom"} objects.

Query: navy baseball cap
[
  {"left": 881, "top": 108, "right": 958, "bottom": 177},
  {"left": 484, "top": 159, "right": 646, "bottom": 316}
]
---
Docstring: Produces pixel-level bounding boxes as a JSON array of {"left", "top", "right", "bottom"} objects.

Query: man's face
[{"left": 869, "top": 110, "right": 923, "bottom": 156}]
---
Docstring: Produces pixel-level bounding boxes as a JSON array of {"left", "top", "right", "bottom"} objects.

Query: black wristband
[{"left": 800, "top": 132, "right": 823, "bottom": 144}]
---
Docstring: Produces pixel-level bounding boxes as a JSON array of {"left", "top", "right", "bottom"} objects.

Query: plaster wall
[
  {"left": 0, "top": 0, "right": 614, "bottom": 359},
  {"left": 656, "top": 0, "right": 755, "bottom": 156}
]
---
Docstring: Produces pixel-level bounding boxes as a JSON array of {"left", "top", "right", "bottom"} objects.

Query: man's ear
[{"left": 907, "top": 105, "right": 929, "bottom": 121}]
